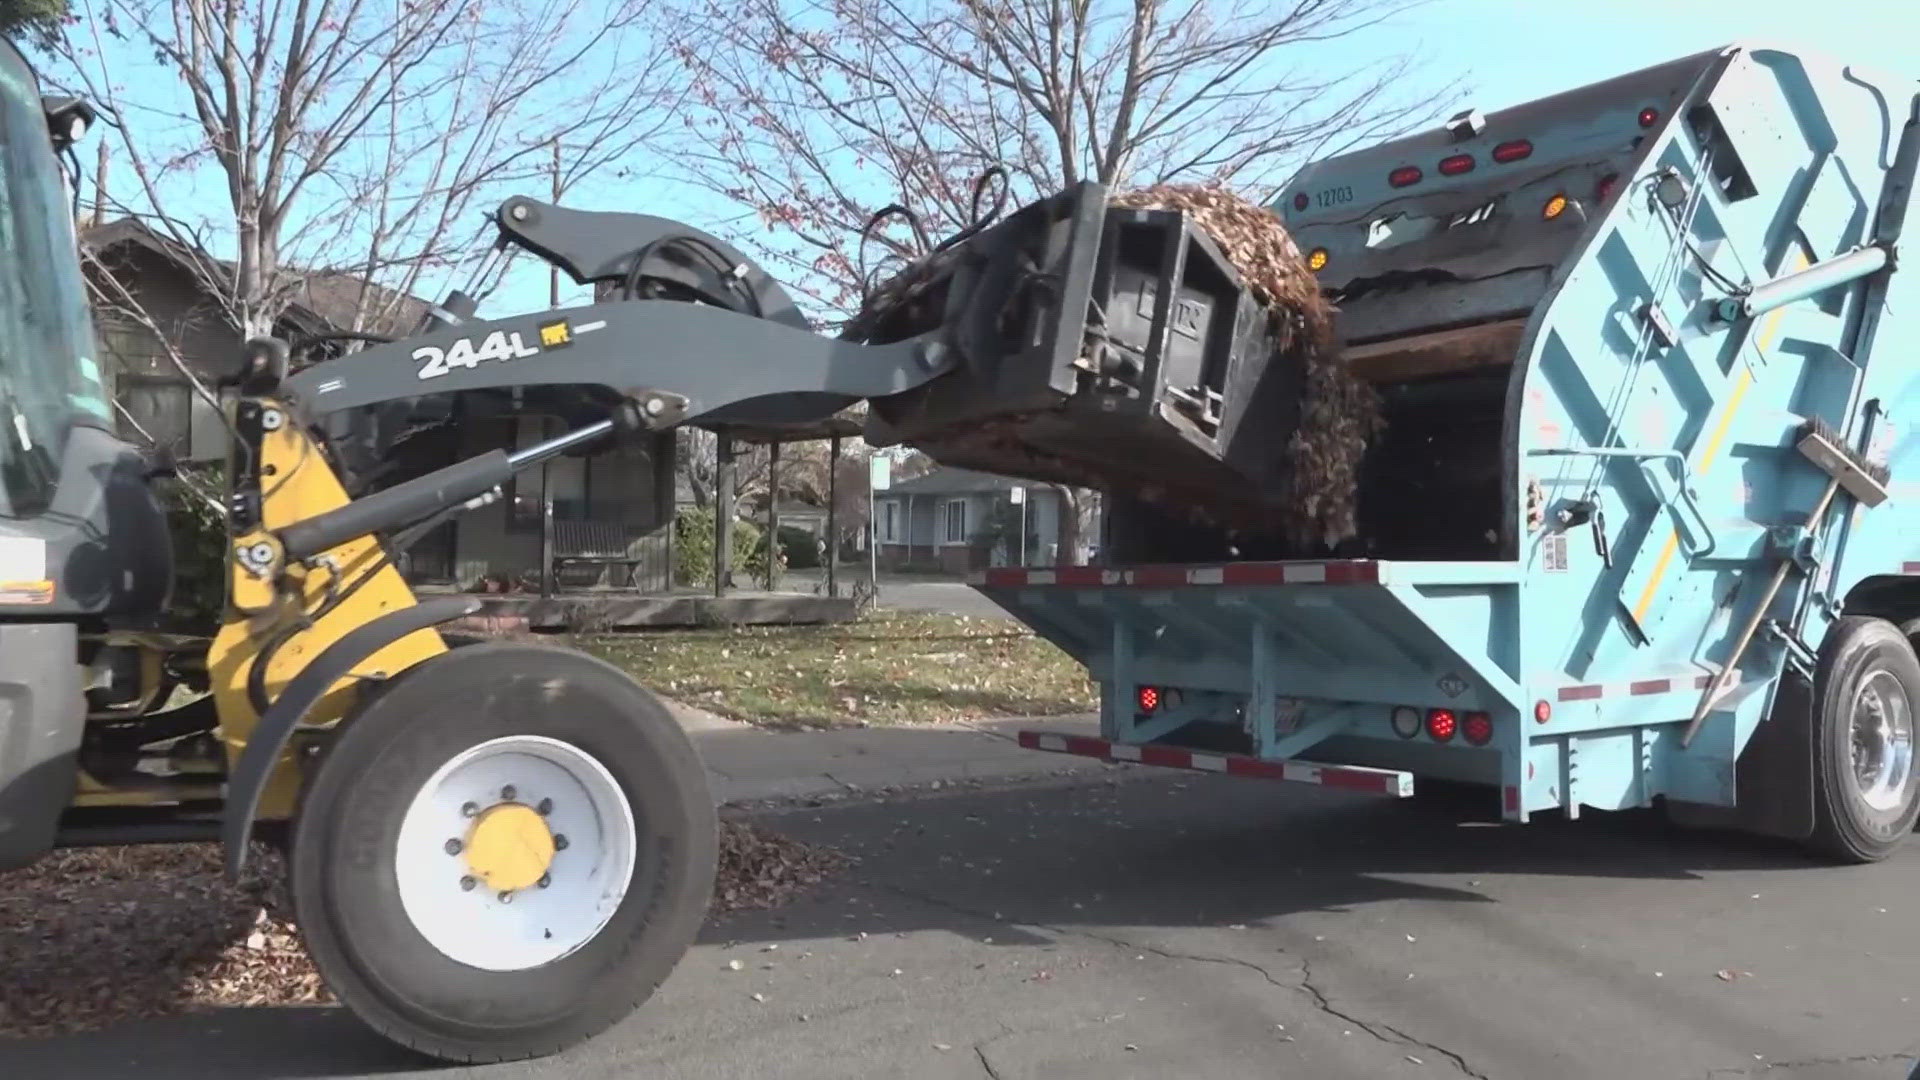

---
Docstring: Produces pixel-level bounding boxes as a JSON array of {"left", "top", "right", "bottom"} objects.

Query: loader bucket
[{"left": 859, "top": 182, "right": 1306, "bottom": 526}]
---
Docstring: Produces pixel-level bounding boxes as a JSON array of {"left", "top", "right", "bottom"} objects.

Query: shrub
[
  {"left": 674, "top": 507, "right": 768, "bottom": 586},
  {"left": 776, "top": 524, "right": 822, "bottom": 570},
  {"left": 159, "top": 465, "right": 229, "bottom": 632}
]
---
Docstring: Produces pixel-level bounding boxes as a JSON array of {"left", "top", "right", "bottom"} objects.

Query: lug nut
[
  {"left": 501, "top": 785, "right": 517, "bottom": 801},
  {"left": 538, "top": 873, "right": 551, "bottom": 889},
  {"left": 553, "top": 834, "right": 569, "bottom": 851},
  {"left": 461, "top": 802, "right": 478, "bottom": 817},
  {"left": 445, "top": 838, "right": 463, "bottom": 855},
  {"left": 460, "top": 876, "right": 476, "bottom": 891},
  {"left": 537, "top": 798, "right": 553, "bottom": 816},
  {"left": 498, "top": 891, "right": 514, "bottom": 904}
]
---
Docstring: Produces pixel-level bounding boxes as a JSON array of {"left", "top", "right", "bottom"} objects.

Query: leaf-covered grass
[{"left": 578, "top": 612, "right": 1096, "bottom": 729}]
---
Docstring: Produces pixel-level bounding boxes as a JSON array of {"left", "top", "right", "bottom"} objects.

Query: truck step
[{"left": 1017, "top": 730, "right": 1414, "bottom": 797}]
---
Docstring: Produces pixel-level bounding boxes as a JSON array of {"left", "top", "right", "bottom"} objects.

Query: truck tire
[
  {"left": 1808, "top": 616, "right": 1920, "bottom": 863},
  {"left": 288, "top": 641, "right": 717, "bottom": 1063}
]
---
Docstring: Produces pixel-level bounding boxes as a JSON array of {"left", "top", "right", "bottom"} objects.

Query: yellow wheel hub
[{"left": 463, "top": 803, "right": 555, "bottom": 892}]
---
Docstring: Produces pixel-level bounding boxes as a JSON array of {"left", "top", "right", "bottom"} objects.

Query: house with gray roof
[
  {"left": 872, "top": 466, "right": 1065, "bottom": 573},
  {"left": 81, "top": 218, "right": 675, "bottom": 592}
]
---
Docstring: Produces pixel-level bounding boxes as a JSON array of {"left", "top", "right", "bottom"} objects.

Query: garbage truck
[{"left": 933, "top": 43, "right": 1920, "bottom": 865}]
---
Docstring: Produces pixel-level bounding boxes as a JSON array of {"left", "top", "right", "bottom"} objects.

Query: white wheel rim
[{"left": 394, "top": 735, "right": 637, "bottom": 971}]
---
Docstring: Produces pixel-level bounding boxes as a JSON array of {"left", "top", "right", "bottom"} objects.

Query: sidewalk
[{"left": 666, "top": 702, "right": 1109, "bottom": 805}]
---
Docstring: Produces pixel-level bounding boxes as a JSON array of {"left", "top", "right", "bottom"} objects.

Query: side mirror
[{"left": 41, "top": 96, "right": 96, "bottom": 152}]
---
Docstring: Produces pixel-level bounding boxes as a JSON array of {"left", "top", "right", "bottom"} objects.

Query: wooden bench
[{"left": 550, "top": 520, "right": 642, "bottom": 588}]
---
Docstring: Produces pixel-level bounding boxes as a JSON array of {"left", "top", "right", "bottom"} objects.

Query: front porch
[{"left": 393, "top": 399, "right": 870, "bottom": 631}]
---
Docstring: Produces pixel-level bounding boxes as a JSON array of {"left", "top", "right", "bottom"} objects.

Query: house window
[
  {"left": 115, "top": 376, "right": 225, "bottom": 461},
  {"left": 877, "top": 499, "right": 901, "bottom": 544},
  {"left": 508, "top": 414, "right": 591, "bottom": 528},
  {"left": 943, "top": 498, "right": 969, "bottom": 544}
]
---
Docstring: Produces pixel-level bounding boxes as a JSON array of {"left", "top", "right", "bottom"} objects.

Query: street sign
[
  {"left": 869, "top": 455, "right": 892, "bottom": 491},
  {"left": 1009, "top": 486, "right": 1025, "bottom": 504}
]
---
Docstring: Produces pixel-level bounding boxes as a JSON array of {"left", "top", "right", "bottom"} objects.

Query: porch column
[
  {"left": 715, "top": 430, "right": 735, "bottom": 597},
  {"left": 765, "top": 439, "right": 781, "bottom": 591},
  {"left": 826, "top": 435, "right": 841, "bottom": 598}
]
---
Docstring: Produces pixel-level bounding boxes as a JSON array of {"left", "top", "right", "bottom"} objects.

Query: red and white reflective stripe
[
  {"left": 1016, "top": 731, "right": 1413, "bottom": 797},
  {"left": 973, "top": 561, "right": 1383, "bottom": 589},
  {"left": 1554, "top": 673, "right": 1719, "bottom": 702}
]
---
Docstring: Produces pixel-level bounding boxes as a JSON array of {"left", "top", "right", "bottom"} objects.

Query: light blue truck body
[{"left": 979, "top": 44, "right": 1920, "bottom": 830}]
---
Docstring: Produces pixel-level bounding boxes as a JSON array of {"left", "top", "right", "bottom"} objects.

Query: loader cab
[{"left": 0, "top": 38, "right": 172, "bottom": 618}]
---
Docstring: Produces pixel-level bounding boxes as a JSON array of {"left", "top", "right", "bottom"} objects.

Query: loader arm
[{"left": 212, "top": 196, "right": 965, "bottom": 865}]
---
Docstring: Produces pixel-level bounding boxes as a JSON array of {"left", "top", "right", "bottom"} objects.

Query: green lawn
[{"left": 579, "top": 612, "right": 1097, "bottom": 729}]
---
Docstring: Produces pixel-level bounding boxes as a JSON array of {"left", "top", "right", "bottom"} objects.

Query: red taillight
[
  {"left": 1491, "top": 139, "right": 1533, "bottom": 164},
  {"left": 1638, "top": 107, "right": 1660, "bottom": 128},
  {"left": 1463, "top": 711, "right": 1494, "bottom": 746},
  {"left": 1596, "top": 173, "right": 1620, "bottom": 204},
  {"left": 1388, "top": 165, "right": 1423, "bottom": 188},
  {"left": 1137, "top": 686, "right": 1160, "bottom": 713},
  {"left": 1438, "top": 154, "right": 1474, "bottom": 177},
  {"left": 1293, "top": 192, "right": 1310, "bottom": 211},
  {"left": 1426, "top": 708, "right": 1457, "bottom": 742},
  {"left": 1534, "top": 700, "right": 1552, "bottom": 724}
]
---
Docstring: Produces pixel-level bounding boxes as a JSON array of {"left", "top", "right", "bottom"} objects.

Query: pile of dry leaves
[
  {"left": 713, "top": 819, "right": 849, "bottom": 914},
  {"left": 0, "top": 843, "right": 321, "bottom": 1040},
  {"left": 0, "top": 822, "right": 842, "bottom": 1040},
  {"left": 1111, "top": 183, "right": 1384, "bottom": 549}
]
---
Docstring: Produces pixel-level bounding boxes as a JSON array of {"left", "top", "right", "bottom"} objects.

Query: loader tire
[
  {"left": 289, "top": 641, "right": 717, "bottom": 1063},
  {"left": 1807, "top": 616, "right": 1920, "bottom": 863}
]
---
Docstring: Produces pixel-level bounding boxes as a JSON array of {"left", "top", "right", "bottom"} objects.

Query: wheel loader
[{"left": 4, "top": 33, "right": 1239, "bottom": 1060}]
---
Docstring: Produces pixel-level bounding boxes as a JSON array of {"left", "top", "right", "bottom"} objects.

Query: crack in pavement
[
  {"left": 872, "top": 881, "right": 1489, "bottom": 1080},
  {"left": 820, "top": 772, "right": 865, "bottom": 793},
  {"left": 1705, "top": 1052, "right": 1917, "bottom": 1077},
  {"left": 1294, "top": 957, "right": 1489, "bottom": 1080},
  {"left": 973, "top": 1025, "right": 1014, "bottom": 1080}
]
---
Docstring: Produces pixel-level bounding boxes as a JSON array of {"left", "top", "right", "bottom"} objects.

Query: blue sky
[{"left": 1391, "top": 0, "right": 1914, "bottom": 112}]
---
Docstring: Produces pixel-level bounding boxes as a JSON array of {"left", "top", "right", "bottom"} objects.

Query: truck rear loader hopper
[{"left": 929, "top": 44, "right": 1920, "bottom": 863}]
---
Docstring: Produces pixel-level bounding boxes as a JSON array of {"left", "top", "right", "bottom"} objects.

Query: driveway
[
  {"left": 10, "top": 770, "right": 1918, "bottom": 1080},
  {"left": 873, "top": 579, "right": 1010, "bottom": 619}
]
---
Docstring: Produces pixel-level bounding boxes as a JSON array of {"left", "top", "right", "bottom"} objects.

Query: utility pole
[
  {"left": 1015, "top": 486, "right": 1028, "bottom": 566},
  {"left": 550, "top": 141, "right": 562, "bottom": 308}
]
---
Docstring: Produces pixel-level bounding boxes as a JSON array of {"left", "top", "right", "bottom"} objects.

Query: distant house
[
  {"left": 872, "top": 467, "right": 1063, "bottom": 573},
  {"left": 82, "top": 219, "right": 676, "bottom": 592}
]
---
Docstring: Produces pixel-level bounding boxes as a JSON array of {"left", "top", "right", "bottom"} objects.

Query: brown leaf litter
[
  {"left": 713, "top": 819, "right": 850, "bottom": 914},
  {"left": 1, "top": 821, "right": 843, "bottom": 1040},
  {"left": 0, "top": 843, "right": 321, "bottom": 1041}
]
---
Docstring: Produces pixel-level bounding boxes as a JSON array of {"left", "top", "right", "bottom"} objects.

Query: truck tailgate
[{"left": 973, "top": 559, "right": 1524, "bottom": 720}]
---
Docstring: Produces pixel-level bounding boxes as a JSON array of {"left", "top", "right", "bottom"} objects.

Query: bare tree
[
  {"left": 660, "top": 0, "right": 1450, "bottom": 315},
  {"left": 43, "top": 0, "right": 678, "bottom": 344},
  {"left": 658, "top": 0, "right": 1455, "bottom": 562},
  {"left": 1, "top": 0, "right": 68, "bottom": 46}
]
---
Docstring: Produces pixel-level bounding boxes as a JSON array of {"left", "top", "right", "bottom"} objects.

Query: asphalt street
[{"left": 7, "top": 772, "right": 1919, "bottom": 1080}]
